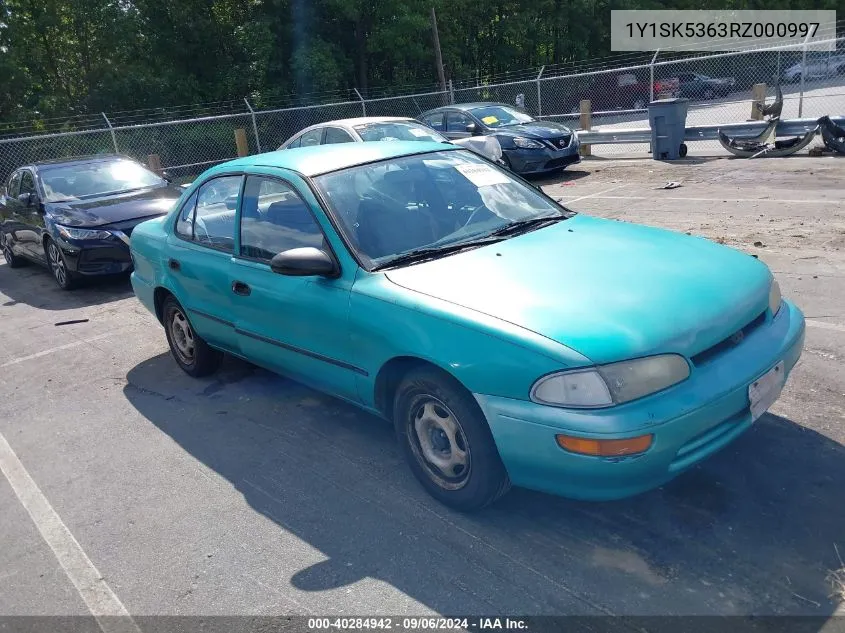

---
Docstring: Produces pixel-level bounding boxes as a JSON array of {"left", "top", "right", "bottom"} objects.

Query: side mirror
[
  {"left": 224, "top": 194, "right": 238, "bottom": 210},
  {"left": 18, "top": 192, "right": 33, "bottom": 207},
  {"left": 270, "top": 247, "right": 336, "bottom": 277},
  {"left": 161, "top": 170, "right": 173, "bottom": 183},
  {"left": 465, "top": 123, "right": 478, "bottom": 135}
]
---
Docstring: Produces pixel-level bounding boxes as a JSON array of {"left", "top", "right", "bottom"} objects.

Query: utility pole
[{"left": 431, "top": 7, "right": 447, "bottom": 98}]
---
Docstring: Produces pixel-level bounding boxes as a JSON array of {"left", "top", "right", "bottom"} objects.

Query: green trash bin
[{"left": 648, "top": 98, "right": 689, "bottom": 160}]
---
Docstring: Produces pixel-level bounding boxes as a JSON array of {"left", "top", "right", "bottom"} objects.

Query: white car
[
  {"left": 782, "top": 54, "right": 845, "bottom": 83},
  {"left": 278, "top": 117, "right": 503, "bottom": 165}
]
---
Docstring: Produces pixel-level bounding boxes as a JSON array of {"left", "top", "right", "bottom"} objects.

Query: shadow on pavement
[
  {"left": 0, "top": 261, "right": 133, "bottom": 310},
  {"left": 124, "top": 352, "right": 845, "bottom": 618}
]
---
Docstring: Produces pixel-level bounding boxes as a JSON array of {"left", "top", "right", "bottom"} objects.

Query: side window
[
  {"left": 7, "top": 172, "right": 22, "bottom": 197},
  {"left": 177, "top": 176, "right": 241, "bottom": 252},
  {"left": 19, "top": 171, "right": 36, "bottom": 197},
  {"left": 239, "top": 175, "right": 324, "bottom": 262},
  {"left": 423, "top": 113, "right": 445, "bottom": 131},
  {"left": 175, "top": 191, "right": 198, "bottom": 238},
  {"left": 446, "top": 111, "right": 472, "bottom": 132},
  {"left": 285, "top": 136, "right": 302, "bottom": 149},
  {"left": 299, "top": 128, "right": 323, "bottom": 147},
  {"left": 324, "top": 127, "right": 355, "bottom": 144}
]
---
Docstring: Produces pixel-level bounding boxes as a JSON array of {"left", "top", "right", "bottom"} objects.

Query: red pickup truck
[{"left": 568, "top": 73, "right": 680, "bottom": 112}]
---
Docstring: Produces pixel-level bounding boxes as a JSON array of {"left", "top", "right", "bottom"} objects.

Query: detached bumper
[
  {"left": 59, "top": 238, "right": 133, "bottom": 276},
  {"left": 474, "top": 300, "right": 805, "bottom": 500},
  {"left": 504, "top": 144, "right": 582, "bottom": 174}
]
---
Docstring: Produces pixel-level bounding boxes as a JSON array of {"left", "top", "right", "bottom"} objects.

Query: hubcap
[
  {"left": 411, "top": 398, "right": 470, "bottom": 488},
  {"left": 169, "top": 309, "right": 195, "bottom": 364},
  {"left": 48, "top": 243, "right": 66, "bottom": 285}
]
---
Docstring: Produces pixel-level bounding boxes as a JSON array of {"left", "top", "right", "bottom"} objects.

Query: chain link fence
[{"left": 1, "top": 35, "right": 843, "bottom": 182}]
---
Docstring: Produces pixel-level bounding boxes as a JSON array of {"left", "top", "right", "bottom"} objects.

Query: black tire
[
  {"left": 162, "top": 295, "right": 223, "bottom": 377},
  {"left": 2, "top": 233, "right": 26, "bottom": 268},
  {"left": 45, "top": 238, "right": 77, "bottom": 290},
  {"left": 679, "top": 143, "right": 688, "bottom": 158},
  {"left": 393, "top": 367, "right": 511, "bottom": 511}
]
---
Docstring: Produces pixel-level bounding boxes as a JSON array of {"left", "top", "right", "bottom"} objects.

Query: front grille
[
  {"left": 691, "top": 310, "right": 767, "bottom": 366},
  {"left": 545, "top": 135, "right": 572, "bottom": 150}
]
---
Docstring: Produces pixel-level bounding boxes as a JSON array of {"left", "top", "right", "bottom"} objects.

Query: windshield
[
  {"left": 468, "top": 106, "right": 534, "bottom": 129},
  {"left": 313, "top": 150, "right": 569, "bottom": 269},
  {"left": 40, "top": 159, "right": 166, "bottom": 202},
  {"left": 354, "top": 121, "right": 447, "bottom": 143}
]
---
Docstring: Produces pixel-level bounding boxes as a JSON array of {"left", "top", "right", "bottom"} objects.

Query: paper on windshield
[
  {"left": 455, "top": 163, "right": 510, "bottom": 187},
  {"left": 481, "top": 116, "right": 498, "bottom": 125},
  {"left": 408, "top": 128, "right": 428, "bottom": 137}
]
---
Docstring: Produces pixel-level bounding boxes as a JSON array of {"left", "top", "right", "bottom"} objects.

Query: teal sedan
[{"left": 129, "top": 141, "right": 805, "bottom": 511}]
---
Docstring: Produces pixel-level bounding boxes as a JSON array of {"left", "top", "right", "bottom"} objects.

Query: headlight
[
  {"left": 57, "top": 225, "right": 112, "bottom": 240},
  {"left": 769, "top": 280, "right": 782, "bottom": 316},
  {"left": 512, "top": 137, "right": 544, "bottom": 149},
  {"left": 531, "top": 354, "right": 690, "bottom": 408}
]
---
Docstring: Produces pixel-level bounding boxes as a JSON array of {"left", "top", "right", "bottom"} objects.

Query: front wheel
[
  {"left": 46, "top": 239, "right": 77, "bottom": 290},
  {"left": 394, "top": 367, "right": 510, "bottom": 511},
  {"left": 632, "top": 98, "right": 647, "bottom": 110},
  {"left": 162, "top": 296, "right": 223, "bottom": 377}
]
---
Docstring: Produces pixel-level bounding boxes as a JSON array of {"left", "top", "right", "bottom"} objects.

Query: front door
[
  {"left": 166, "top": 174, "right": 243, "bottom": 354},
  {"left": 230, "top": 173, "right": 359, "bottom": 402},
  {"left": 14, "top": 170, "right": 46, "bottom": 261},
  {"left": 444, "top": 111, "right": 476, "bottom": 140}
]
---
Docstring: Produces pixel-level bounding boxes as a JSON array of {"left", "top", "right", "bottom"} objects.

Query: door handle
[
  {"left": 232, "top": 280, "right": 251, "bottom": 296},
  {"left": 168, "top": 258, "right": 181, "bottom": 271}
]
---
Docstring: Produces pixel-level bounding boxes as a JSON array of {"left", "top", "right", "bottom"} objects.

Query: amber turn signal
[{"left": 555, "top": 433, "right": 653, "bottom": 457}]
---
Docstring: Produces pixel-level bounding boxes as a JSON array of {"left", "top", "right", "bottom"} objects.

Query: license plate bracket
[{"left": 749, "top": 360, "right": 786, "bottom": 422}]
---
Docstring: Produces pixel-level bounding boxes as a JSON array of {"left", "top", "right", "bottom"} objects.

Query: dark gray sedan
[{"left": 419, "top": 103, "right": 580, "bottom": 175}]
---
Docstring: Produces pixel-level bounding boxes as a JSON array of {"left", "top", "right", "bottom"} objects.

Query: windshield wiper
[
  {"left": 487, "top": 215, "right": 565, "bottom": 238},
  {"left": 371, "top": 236, "right": 503, "bottom": 271}
]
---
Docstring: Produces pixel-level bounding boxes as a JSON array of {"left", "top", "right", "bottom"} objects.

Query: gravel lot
[{"left": 1, "top": 154, "right": 844, "bottom": 624}]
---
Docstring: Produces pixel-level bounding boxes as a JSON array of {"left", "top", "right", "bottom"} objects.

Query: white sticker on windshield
[
  {"left": 408, "top": 128, "right": 428, "bottom": 137},
  {"left": 454, "top": 163, "right": 510, "bottom": 187}
]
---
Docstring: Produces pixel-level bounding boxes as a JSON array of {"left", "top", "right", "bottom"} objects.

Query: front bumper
[
  {"left": 474, "top": 299, "right": 806, "bottom": 500},
  {"left": 504, "top": 143, "right": 582, "bottom": 174},
  {"left": 58, "top": 237, "right": 133, "bottom": 276}
]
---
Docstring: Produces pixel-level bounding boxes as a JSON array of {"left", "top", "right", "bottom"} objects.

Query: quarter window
[
  {"left": 239, "top": 175, "right": 324, "bottom": 262},
  {"left": 7, "top": 172, "right": 22, "bottom": 198},
  {"left": 175, "top": 176, "right": 241, "bottom": 252},
  {"left": 19, "top": 171, "right": 36, "bottom": 197}
]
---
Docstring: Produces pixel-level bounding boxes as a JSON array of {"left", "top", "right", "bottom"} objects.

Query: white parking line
[
  {"left": 0, "top": 333, "right": 114, "bottom": 369},
  {"left": 0, "top": 431, "right": 140, "bottom": 633},
  {"left": 806, "top": 320, "right": 845, "bottom": 333},
  {"left": 556, "top": 195, "right": 842, "bottom": 205},
  {"left": 562, "top": 183, "right": 628, "bottom": 204}
]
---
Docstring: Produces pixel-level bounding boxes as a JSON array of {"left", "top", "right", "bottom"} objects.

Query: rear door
[
  {"left": 166, "top": 174, "right": 243, "bottom": 354},
  {"left": 230, "top": 172, "right": 359, "bottom": 401}
]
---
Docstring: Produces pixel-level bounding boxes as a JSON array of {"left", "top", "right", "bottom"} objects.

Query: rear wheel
[
  {"left": 46, "top": 239, "right": 76, "bottom": 290},
  {"left": 394, "top": 367, "right": 510, "bottom": 511},
  {"left": 162, "top": 296, "right": 223, "bottom": 377},
  {"left": 2, "top": 233, "right": 26, "bottom": 268}
]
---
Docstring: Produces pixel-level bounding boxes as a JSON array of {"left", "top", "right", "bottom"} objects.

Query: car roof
[
  {"left": 211, "top": 141, "right": 460, "bottom": 178},
  {"left": 316, "top": 116, "right": 417, "bottom": 127},
  {"left": 29, "top": 154, "right": 128, "bottom": 170},
  {"left": 421, "top": 102, "right": 510, "bottom": 115}
]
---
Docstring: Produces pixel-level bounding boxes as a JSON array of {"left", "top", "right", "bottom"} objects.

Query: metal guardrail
[{"left": 577, "top": 116, "right": 845, "bottom": 145}]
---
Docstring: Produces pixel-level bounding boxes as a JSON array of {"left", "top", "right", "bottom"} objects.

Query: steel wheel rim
[
  {"left": 48, "top": 243, "right": 66, "bottom": 285},
  {"left": 409, "top": 396, "right": 471, "bottom": 489},
  {"left": 169, "top": 309, "right": 195, "bottom": 365}
]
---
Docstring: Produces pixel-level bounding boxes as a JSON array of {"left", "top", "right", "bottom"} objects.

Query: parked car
[
  {"left": 567, "top": 73, "right": 680, "bottom": 112},
  {"left": 419, "top": 102, "right": 580, "bottom": 174},
  {"left": 129, "top": 141, "right": 805, "bottom": 511},
  {"left": 0, "top": 155, "right": 183, "bottom": 289},
  {"left": 278, "top": 116, "right": 504, "bottom": 165},
  {"left": 782, "top": 54, "right": 845, "bottom": 83},
  {"left": 676, "top": 72, "right": 736, "bottom": 99}
]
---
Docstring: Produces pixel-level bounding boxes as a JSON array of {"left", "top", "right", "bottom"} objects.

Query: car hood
[
  {"left": 493, "top": 120, "right": 572, "bottom": 139},
  {"left": 384, "top": 216, "right": 772, "bottom": 364},
  {"left": 45, "top": 186, "right": 183, "bottom": 228}
]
